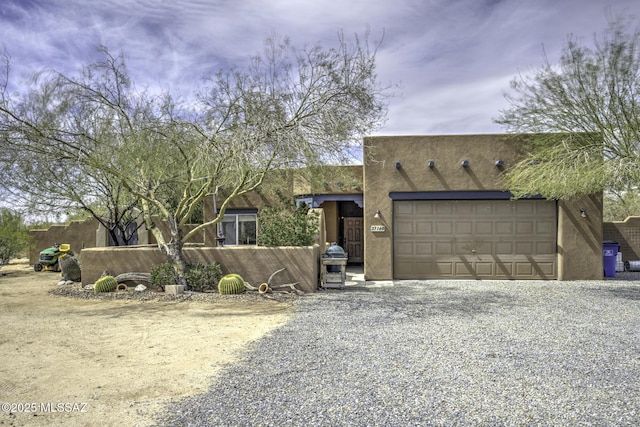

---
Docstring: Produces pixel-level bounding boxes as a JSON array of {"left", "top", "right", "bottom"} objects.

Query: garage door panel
[
  {"left": 535, "top": 262, "right": 555, "bottom": 276},
  {"left": 455, "top": 221, "right": 473, "bottom": 234},
  {"left": 495, "top": 261, "right": 514, "bottom": 277},
  {"left": 495, "top": 203, "right": 514, "bottom": 215},
  {"left": 516, "top": 203, "right": 535, "bottom": 214},
  {"left": 536, "top": 221, "right": 555, "bottom": 234},
  {"left": 415, "top": 203, "right": 434, "bottom": 214},
  {"left": 436, "top": 262, "right": 453, "bottom": 275},
  {"left": 475, "top": 202, "right": 492, "bottom": 214},
  {"left": 435, "top": 221, "right": 453, "bottom": 234},
  {"left": 515, "top": 221, "right": 534, "bottom": 234},
  {"left": 416, "top": 242, "right": 433, "bottom": 255},
  {"left": 495, "top": 221, "right": 513, "bottom": 234},
  {"left": 475, "top": 241, "right": 493, "bottom": 254},
  {"left": 396, "top": 221, "right": 414, "bottom": 235},
  {"left": 456, "top": 203, "right": 474, "bottom": 215},
  {"left": 435, "top": 204, "right": 454, "bottom": 215},
  {"left": 397, "top": 203, "right": 414, "bottom": 215},
  {"left": 496, "top": 241, "right": 513, "bottom": 254},
  {"left": 515, "top": 241, "right": 533, "bottom": 253},
  {"left": 416, "top": 221, "right": 433, "bottom": 234},
  {"left": 455, "top": 261, "right": 475, "bottom": 276},
  {"left": 536, "top": 242, "right": 555, "bottom": 254},
  {"left": 454, "top": 240, "right": 474, "bottom": 253},
  {"left": 476, "top": 262, "right": 493, "bottom": 275},
  {"left": 435, "top": 241, "right": 453, "bottom": 255},
  {"left": 515, "top": 263, "right": 534, "bottom": 276},
  {"left": 475, "top": 221, "right": 493, "bottom": 234},
  {"left": 394, "top": 199, "right": 557, "bottom": 280},
  {"left": 396, "top": 242, "right": 414, "bottom": 255},
  {"left": 536, "top": 203, "right": 556, "bottom": 215}
]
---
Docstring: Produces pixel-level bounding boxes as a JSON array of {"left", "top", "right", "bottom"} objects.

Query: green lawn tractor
[{"left": 34, "top": 243, "right": 73, "bottom": 272}]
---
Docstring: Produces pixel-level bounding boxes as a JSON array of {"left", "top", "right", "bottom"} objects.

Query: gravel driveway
[{"left": 158, "top": 279, "right": 640, "bottom": 426}]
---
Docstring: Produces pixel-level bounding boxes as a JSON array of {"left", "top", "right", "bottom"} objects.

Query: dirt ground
[{"left": 0, "top": 260, "right": 294, "bottom": 427}]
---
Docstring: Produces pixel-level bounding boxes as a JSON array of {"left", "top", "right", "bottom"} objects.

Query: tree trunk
[
  {"left": 165, "top": 216, "right": 188, "bottom": 289},
  {"left": 142, "top": 207, "right": 189, "bottom": 289}
]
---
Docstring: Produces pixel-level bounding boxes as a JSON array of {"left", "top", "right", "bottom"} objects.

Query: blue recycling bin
[{"left": 603, "top": 240, "right": 620, "bottom": 278}]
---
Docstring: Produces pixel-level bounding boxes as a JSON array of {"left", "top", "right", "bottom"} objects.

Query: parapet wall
[{"left": 80, "top": 245, "right": 321, "bottom": 293}]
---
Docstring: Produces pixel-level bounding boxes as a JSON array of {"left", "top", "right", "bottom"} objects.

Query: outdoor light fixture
[
  {"left": 461, "top": 160, "right": 469, "bottom": 167},
  {"left": 495, "top": 160, "right": 504, "bottom": 167},
  {"left": 395, "top": 161, "right": 402, "bottom": 169},
  {"left": 374, "top": 210, "right": 381, "bottom": 219},
  {"left": 580, "top": 208, "right": 588, "bottom": 218},
  {"left": 427, "top": 160, "right": 435, "bottom": 168}
]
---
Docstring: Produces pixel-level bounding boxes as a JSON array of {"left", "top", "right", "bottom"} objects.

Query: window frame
[{"left": 219, "top": 209, "right": 258, "bottom": 246}]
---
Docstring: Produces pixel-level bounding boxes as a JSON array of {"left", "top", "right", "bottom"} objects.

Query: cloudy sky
[{"left": 1, "top": 0, "right": 638, "bottom": 135}]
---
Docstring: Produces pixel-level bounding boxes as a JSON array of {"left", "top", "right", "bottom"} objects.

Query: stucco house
[
  {"left": 212, "top": 133, "right": 603, "bottom": 281},
  {"left": 32, "top": 134, "right": 612, "bottom": 284}
]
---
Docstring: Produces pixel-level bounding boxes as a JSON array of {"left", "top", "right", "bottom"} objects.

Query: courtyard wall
[{"left": 79, "top": 245, "right": 321, "bottom": 293}]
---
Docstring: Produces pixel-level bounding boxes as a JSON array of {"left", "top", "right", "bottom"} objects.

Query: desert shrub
[
  {"left": 150, "top": 261, "right": 223, "bottom": 291},
  {"left": 0, "top": 209, "right": 31, "bottom": 265},
  {"left": 258, "top": 202, "right": 319, "bottom": 246},
  {"left": 150, "top": 262, "right": 176, "bottom": 289},
  {"left": 185, "top": 262, "right": 222, "bottom": 292}
]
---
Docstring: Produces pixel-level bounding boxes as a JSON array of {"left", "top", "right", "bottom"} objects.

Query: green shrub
[
  {"left": 258, "top": 202, "right": 319, "bottom": 246},
  {"left": 0, "top": 209, "right": 31, "bottom": 265},
  {"left": 185, "top": 262, "right": 223, "bottom": 292},
  {"left": 150, "top": 262, "right": 176, "bottom": 289}
]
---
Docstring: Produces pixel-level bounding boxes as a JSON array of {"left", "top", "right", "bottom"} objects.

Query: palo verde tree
[
  {"left": 0, "top": 32, "right": 389, "bottom": 287},
  {"left": 495, "top": 17, "right": 640, "bottom": 218},
  {"left": 1, "top": 153, "right": 144, "bottom": 245},
  {"left": 0, "top": 50, "right": 144, "bottom": 244}
]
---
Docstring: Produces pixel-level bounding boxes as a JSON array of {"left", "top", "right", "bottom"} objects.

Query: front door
[{"left": 344, "top": 217, "right": 364, "bottom": 263}]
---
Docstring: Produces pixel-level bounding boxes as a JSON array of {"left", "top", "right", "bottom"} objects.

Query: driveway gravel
[{"left": 157, "top": 279, "right": 640, "bottom": 426}]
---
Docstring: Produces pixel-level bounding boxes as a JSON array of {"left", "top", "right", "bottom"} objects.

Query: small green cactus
[
  {"left": 218, "top": 273, "right": 246, "bottom": 295},
  {"left": 59, "top": 254, "right": 82, "bottom": 282},
  {"left": 94, "top": 275, "right": 118, "bottom": 293}
]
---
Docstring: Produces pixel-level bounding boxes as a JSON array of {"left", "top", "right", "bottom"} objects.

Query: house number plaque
[{"left": 371, "top": 225, "right": 386, "bottom": 232}]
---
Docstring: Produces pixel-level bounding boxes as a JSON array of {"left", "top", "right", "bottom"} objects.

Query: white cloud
[{"left": 1, "top": 0, "right": 639, "bottom": 134}]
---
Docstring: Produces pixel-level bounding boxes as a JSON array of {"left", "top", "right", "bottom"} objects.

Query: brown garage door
[{"left": 393, "top": 199, "right": 557, "bottom": 279}]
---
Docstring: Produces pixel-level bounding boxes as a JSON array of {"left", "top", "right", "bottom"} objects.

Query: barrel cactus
[
  {"left": 218, "top": 273, "right": 246, "bottom": 295},
  {"left": 59, "top": 254, "right": 82, "bottom": 282},
  {"left": 94, "top": 275, "right": 118, "bottom": 293}
]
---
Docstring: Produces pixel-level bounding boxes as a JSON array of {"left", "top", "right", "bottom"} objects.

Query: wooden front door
[{"left": 344, "top": 217, "right": 364, "bottom": 263}]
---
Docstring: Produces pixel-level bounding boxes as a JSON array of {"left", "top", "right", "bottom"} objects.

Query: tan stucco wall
[
  {"left": 322, "top": 201, "right": 339, "bottom": 244},
  {"left": 363, "top": 134, "right": 603, "bottom": 281},
  {"left": 80, "top": 245, "right": 320, "bottom": 293},
  {"left": 294, "top": 165, "right": 363, "bottom": 195},
  {"left": 29, "top": 219, "right": 100, "bottom": 265},
  {"left": 557, "top": 196, "right": 603, "bottom": 280},
  {"left": 603, "top": 216, "right": 640, "bottom": 262}
]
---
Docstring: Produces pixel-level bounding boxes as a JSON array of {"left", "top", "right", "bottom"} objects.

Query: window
[{"left": 220, "top": 212, "right": 257, "bottom": 245}]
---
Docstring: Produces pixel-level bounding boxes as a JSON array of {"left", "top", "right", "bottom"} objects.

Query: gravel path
[{"left": 157, "top": 280, "right": 640, "bottom": 426}]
